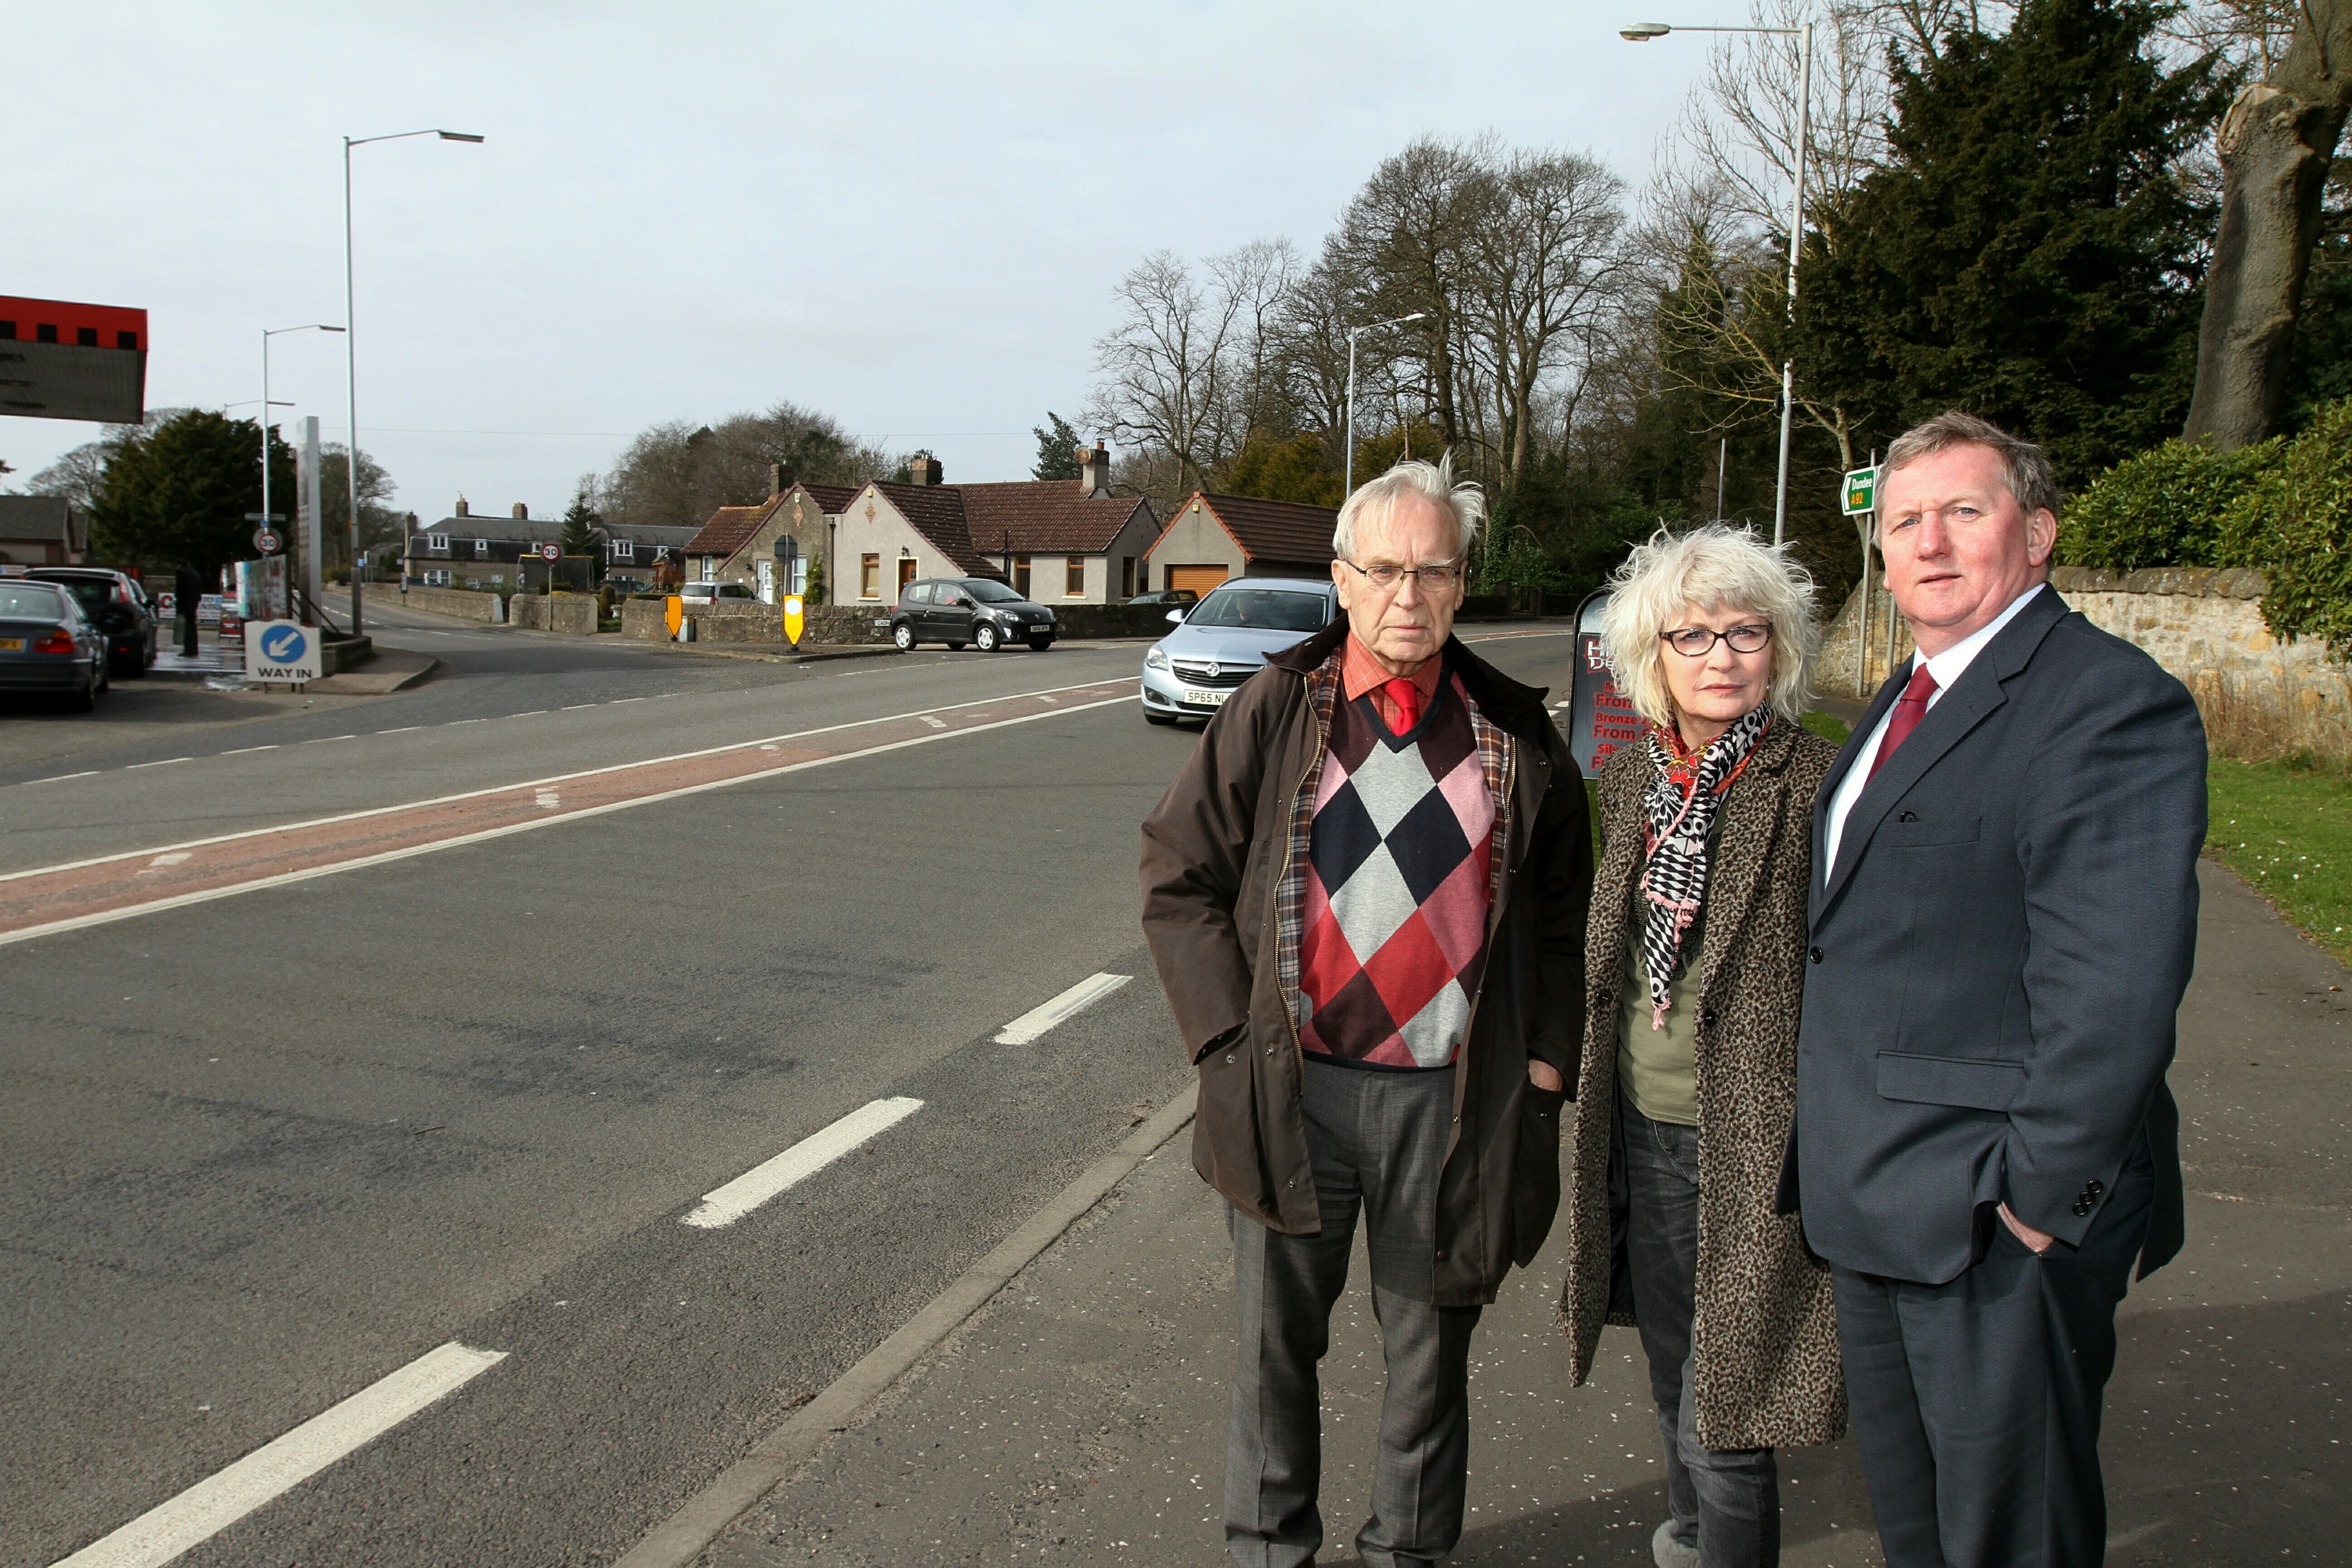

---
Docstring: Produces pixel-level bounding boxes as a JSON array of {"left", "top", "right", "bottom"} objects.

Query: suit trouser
[
  {"left": 1832, "top": 1132, "right": 2155, "bottom": 1568},
  {"left": 1225, "top": 1058, "right": 1479, "bottom": 1568},
  {"left": 178, "top": 612, "right": 197, "bottom": 658},
  {"left": 1622, "top": 1093, "right": 1779, "bottom": 1567}
]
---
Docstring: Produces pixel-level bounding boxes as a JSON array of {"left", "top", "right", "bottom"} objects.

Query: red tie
[
  {"left": 1869, "top": 663, "right": 1939, "bottom": 781},
  {"left": 1384, "top": 676, "right": 1423, "bottom": 735}
]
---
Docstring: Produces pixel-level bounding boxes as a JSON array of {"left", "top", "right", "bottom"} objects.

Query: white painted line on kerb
[
  {"left": 682, "top": 1097, "right": 925, "bottom": 1230},
  {"left": 995, "top": 972, "right": 1132, "bottom": 1045},
  {"left": 52, "top": 1342, "right": 505, "bottom": 1568}
]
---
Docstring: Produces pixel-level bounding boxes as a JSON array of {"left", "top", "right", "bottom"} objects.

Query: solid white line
[
  {"left": 0, "top": 676, "right": 1132, "bottom": 886},
  {"left": 682, "top": 1098, "right": 924, "bottom": 1229},
  {"left": 994, "top": 972, "right": 1132, "bottom": 1045},
  {"left": 52, "top": 1342, "right": 505, "bottom": 1568},
  {"left": 25, "top": 771, "right": 98, "bottom": 784},
  {"left": 0, "top": 695, "right": 1131, "bottom": 947}
]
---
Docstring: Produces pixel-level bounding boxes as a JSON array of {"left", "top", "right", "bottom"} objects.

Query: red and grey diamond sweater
[{"left": 1295, "top": 667, "right": 1500, "bottom": 1070}]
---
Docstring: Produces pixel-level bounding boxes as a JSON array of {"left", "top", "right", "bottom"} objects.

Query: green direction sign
[{"left": 1842, "top": 465, "right": 1879, "bottom": 516}]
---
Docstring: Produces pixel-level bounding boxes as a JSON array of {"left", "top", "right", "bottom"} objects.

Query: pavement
[{"left": 684, "top": 865, "right": 2350, "bottom": 1568}]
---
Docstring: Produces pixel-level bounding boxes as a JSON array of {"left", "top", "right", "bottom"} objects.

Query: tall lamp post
[
  {"left": 262, "top": 323, "right": 343, "bottom": 623},
  {"left": 1622, "top": 18, "right": 1812, "bottom": 547},
  {"left": 343, "top": 127, "right": 483, "bottom": 634},
  {"left": 1344, "top": 311, "right": 1427, "bottom": 496}
]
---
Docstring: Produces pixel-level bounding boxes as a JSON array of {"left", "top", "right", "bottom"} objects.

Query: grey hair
[
  {"left": 1333, "top": 452, "right": 1485, "bottom": 562},
  {"left": 1599, "top": 524, "right": 1820, "bottom": 730},
  {"left": 1879, "top": 410, "right": 2062, "bottom": 534}
]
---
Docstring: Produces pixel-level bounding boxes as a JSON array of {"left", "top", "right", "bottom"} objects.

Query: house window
[
  {"left": 425, "top": 534, "right": 449, "bottom": 555},
  {"left": 474, "top": 539, "right": 490, "bottom": 559},
  {"left": 898, "top": 556, "right": 919, "bottom": 592},
  {"left": 611, "top": 538, "right": 634, "bottom": 562},
  {"left": 424, "top": 568, "right": 451, "bottom": 587},
  {"left": 788, "top": 555, "right": 807, "bottom": 595},
  {"left": 1065, "top": 556, "right": 1086, "bottom": 597},
  {"left": 1013, "top": 555, "right": 1031, "bottom": 598},
  {"left": 1120, "top": 557, "right": 1136, "bottom": 599},
  {"left": 860, "top": 553, "right": 881, "bottom": 598}
]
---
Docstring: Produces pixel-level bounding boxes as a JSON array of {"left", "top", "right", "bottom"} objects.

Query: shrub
[
  {"left": 2055, "top": 437, "right": 2280, "bottom": 570},
  {"left": 2218, "top": 397, "right": 2352, "bottom": 661}
]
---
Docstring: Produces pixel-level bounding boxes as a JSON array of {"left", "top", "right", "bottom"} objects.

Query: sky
[{"left": 6, "top": 1, "right": 1716, "bottom": 525}]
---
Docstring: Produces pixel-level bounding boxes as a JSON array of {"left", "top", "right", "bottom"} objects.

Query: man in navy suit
[{"left": 1788, "top": 412, "right": 2205, "bottom": 1566}]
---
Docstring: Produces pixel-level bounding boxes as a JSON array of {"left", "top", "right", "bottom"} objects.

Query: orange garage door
[{"left": 1168, "top": 564, "right": 1229, "bottom": 598}]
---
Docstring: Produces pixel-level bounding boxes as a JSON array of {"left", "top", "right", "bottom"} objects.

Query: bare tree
[
  {"left": 600, "top": 401, "right": 887, "bottom": 531},
  {"left": 2182, "top": 0, "right": 2352, "bottom": 448},
  {"left": 1332, "top": 136, "right": 1490, "bottom": 450}
]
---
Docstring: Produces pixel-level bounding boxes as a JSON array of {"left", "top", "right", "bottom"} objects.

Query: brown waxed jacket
[{"left": 1139, "top": 621, "right": 1594, "bottom": 1308}]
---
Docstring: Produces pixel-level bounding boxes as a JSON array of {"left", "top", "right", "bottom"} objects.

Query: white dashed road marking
[
  {"left": 918, "top": 715, "right": 947, "bottom": 729},
  {"left": 995, "top": 972, "right": 1132, "bottom": 1045},
  {"left": 681, "top": 1098, "right": 926, "bottom": 1229}
]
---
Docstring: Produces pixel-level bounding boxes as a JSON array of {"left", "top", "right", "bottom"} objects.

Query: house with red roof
[
  {"left": 1141, "top": 491, "right": 1340, "bottom": 597},
  {"left": 682, "top": 465, "right": 859, "bottom": 602}
]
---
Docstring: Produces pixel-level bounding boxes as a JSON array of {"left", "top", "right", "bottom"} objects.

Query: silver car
[
  {"left": 1140, "top": 576, "right": 1336, "bottom": 725},
  {"left": 0, "top": 579, "right": 108, "bottom": 710}
]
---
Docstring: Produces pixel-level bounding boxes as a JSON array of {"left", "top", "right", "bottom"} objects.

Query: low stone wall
[
  {"left": 619, "top": 597, "right": 893, "bottom": 645},
  {"left": 510, "top": 593, "right": 597, "bottom": 634},
  {"left": 396, "top": 584, "right": 499, "bottom": 623},
  {"left": 1820, "top": 565, "right": 2351, "bottom": 762}
]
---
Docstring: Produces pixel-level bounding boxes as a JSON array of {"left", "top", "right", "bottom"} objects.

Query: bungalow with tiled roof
[
  {"left": 683, "top": 465, "right": 859, "bottom": 602},
  {"left": 822, "top": 446, "right": 1160, "bottom": 607},
  {"left": 1142, "top": 491, "right": 1339, "bottom": 597}
]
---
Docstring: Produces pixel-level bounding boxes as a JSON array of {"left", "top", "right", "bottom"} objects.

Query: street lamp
[
  {"left": 262, "top": 323, "right": 343, "bottom": 622},
  {"left": 1622, "top": 18, "right": 1812, "bottom": 547},
  {"left": 343, "top": 127, "right": 483, "bottom": 634},
  {"left": 1344, "top": 311, "right": 1427, "bottom": 497}
]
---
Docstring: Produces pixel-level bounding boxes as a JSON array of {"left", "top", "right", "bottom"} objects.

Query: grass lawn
[{"left": 2205, "top": 756, "right": 2352, "bottom": 967}]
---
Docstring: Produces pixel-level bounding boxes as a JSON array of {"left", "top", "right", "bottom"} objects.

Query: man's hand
[
  {"left": 1998, "top": 1202, "right": 2054, "bottom": 1254},
  {"left": 1527, "top": 1059, "right": 1564, "bottom": 1093}
]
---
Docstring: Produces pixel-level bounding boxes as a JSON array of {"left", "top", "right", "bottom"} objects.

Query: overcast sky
[{"left": 7, "top": 1, "right": 1715, "bottom": 523}]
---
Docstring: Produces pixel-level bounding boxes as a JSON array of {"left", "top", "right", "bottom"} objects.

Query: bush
[
  {"left": 2055, "top": 437, "right": 2280, "bottom": 570},
  {"left": 2218, "top": 397, "right": 2352, "bottom": 661}
]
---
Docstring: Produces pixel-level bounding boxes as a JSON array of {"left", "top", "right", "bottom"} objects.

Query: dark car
[
  {"left": 1124, "top": 588, "right": 1199, "bottom": 610},
  {"left": 0, "top": 579, "right": 109, "bottom": 709},
  {"left": 29, "top": 567, "right": 157, "bottom": 675},
  {"left": 891, "top": 577, "right": 1056, "bottom": 652}
]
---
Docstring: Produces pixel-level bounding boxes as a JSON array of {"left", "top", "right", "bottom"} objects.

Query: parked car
[
  {"left": 0, "top": 579, "right": 108, "bottom": 710},
  {"left": 1139, "top": 576, "right": 1336, "bottom": 724},
  {"left": 891, "top": 577, "right": 1056, "bottom": 652},
  {"left": 679, "top": 580, "right": 759, "bottom": 605},
  {"left": 28, "top": 567, "right": 157, "bottom": 675},
  {"left": 1124, "top": 588, "right": 1199, "bottom": 610}
]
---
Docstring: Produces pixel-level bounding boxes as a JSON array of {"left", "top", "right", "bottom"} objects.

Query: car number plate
[
  {"left": 1183, "top": 687, "right": 1231, "bottom": 707},
  {"left": 0, "top": 638, "right": 20, "bottom": 651}
]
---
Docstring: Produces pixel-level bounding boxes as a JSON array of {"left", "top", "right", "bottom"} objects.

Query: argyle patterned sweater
[{"left": 1296, "top": 671, "right": 1499, "bottom": 1069}]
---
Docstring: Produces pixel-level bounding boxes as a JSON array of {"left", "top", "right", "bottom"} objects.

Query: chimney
[
  {"left": 769, "top": 462, "right": 793, "bottom": 497},
  {"left": 513, "top": 502, "right": 529, "bottom": 520},
  {"left": 1077, "top": 442, "right": 1110, "bottom": 498},
  {"left": 455, "top": 496, "right": 470, "bottom": 518},
  {"left": 908, "top": 454, "right": 943, "bottom": 486}
]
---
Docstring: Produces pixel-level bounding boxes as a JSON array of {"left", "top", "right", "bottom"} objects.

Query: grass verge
[{"left": 2205, "top": 756, "right": 2352, "bottom": 967}]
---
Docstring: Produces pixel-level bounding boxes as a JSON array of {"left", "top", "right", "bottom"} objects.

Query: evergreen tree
[
  {"left": 1799, "top": 0, "right": 2229, "bottom": 485},
  {"left": 1030, "top": 412, "right": 1084, "bottom": 481},
  {"left": 560, "top": 481, "right": 605, "bottom": 584},
  {"left": 88, "top": 410, "right": 295, "bottom": 576}
]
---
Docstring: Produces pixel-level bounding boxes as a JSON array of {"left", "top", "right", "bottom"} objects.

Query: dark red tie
[
  {"left": 1384, "top": 676, "right": 1423, "bottom": 735},
  {"left": 1869, "top": 663, "right": 1939, "bottom": 781}
]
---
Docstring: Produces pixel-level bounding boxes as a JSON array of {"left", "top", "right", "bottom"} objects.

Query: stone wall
[
  {"left": 510, "top": 593, "right": 597, "bottom": 634},
  {"left": 396, "top": 584, "right": 499, "bottom": 623},
  {"left": 618, "top": 597, "right": 1172, "bottom": 645},
  {"left": 1819, "top": 565, "right": 2351, "bottom": 762}
]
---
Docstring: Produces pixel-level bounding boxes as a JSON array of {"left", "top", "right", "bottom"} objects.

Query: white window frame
[{"left": 425, "top": 534, "right": 450, "bottom": 556}]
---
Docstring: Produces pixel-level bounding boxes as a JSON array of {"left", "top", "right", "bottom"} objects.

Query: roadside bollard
[{"left": 678, "top": 618, "right": 696, "bottom": 643}]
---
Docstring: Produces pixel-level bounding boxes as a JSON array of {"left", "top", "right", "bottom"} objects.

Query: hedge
[
  {"left": 2055, "top": 436, "right": 2280, "bottom": 572},
  {"left": 2217, "top": 398, "right": 2352, "bottom": 662}
]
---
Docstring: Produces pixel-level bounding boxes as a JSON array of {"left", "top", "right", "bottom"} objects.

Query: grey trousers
[
  {"left": 1622, "top": 1093, "right": 1781, "bottom": 1567},
  {"left": 1225, "top": 1058, "right": 1480, "bottom": 1568},
  {"left": 1834, "top": 1129, "right": 2155, "bottom": 1568}
]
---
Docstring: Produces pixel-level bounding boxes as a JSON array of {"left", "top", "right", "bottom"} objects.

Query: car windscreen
[
  {"left": 963, "top": 580, "right": 1024, "bottom": 603},
  {"left": 43, "top": 578, "right": 113, "bottom": 615},
  {"left": 1187, "top": 588, "right": 1328, "bottom": 632},
  {"left": 0, "top": 584, "right": 69, "bottom": 620}
]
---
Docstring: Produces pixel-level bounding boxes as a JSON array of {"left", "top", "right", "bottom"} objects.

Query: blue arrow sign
[{"left": 260, "top": 624, "right": 308, "bottom": 663}]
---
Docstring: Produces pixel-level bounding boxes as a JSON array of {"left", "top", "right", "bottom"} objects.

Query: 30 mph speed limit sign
[{"left": 539, "top": 543, "right": 560, "bottom": 561}]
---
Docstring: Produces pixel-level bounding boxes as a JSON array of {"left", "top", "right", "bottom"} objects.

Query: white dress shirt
[{"left": 1823, "top": 583, "right": 2046, "bottom": 879}]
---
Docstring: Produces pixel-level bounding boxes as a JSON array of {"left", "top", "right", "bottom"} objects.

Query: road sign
[
  {"left": 1842, "top": 465, "right": 1879, "bottom": 516},
  {"left": 252, "top": 528, "right": 282, "bottom": 555},
  {"left": 1565, "top": 588, "right": 1646, "bottom": 777},
  {"left": 244, "top": 619, "right": 322, "bottom": 682},
  {"left": 539, "top": 543, "right": 561, "bottom": 561},
  {"left": 783, "top": 593, "right": 805, "bottom": 648}
]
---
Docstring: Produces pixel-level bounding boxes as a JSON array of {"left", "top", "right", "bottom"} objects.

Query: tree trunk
[{"left": 2183, "top": 7, "right": 2351, "bottom": 449}]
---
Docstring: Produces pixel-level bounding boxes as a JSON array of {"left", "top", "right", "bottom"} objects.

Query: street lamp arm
[{"left": 345, "top": 128, "right": 486, "bottom": 150}]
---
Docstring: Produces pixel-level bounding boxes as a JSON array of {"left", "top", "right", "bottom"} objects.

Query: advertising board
[{"left": 1564, "top": 588, "right": 1645, "bottom": 777}]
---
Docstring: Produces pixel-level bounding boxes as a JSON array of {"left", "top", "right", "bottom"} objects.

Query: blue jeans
[{"left": 1622, "top": 1090, "right": 1780, "bottom": 1567}]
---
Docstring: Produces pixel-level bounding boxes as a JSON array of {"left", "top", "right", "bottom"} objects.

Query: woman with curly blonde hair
[{"left": 1555, "top": 524, "right": 1845, "bottom": 1568}]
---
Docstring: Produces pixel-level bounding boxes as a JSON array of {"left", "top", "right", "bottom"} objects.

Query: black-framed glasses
[
  {"left": 1661, "top": 623, "right": 1772, "bottom": 656},
  {"left": 1341, "top": 559, "right": 1464, "bottom": 591}
]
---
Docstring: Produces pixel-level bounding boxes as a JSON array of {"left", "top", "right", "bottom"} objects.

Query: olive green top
[{"left": 1615, "top": 812, "right": 1719, "bottom": 1127}]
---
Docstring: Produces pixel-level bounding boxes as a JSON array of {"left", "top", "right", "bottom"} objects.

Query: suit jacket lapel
[
  {"left": 1815, "top": 589, "right": 2070, "bottom": 926},
  {"left": 1810, "top": 667, "right": 1907, "bottom": 924}
]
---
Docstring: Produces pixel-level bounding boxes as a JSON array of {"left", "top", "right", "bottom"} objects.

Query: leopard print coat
[{"left": 1553, "top": 715, "right": 1847, "bottom": 1450}]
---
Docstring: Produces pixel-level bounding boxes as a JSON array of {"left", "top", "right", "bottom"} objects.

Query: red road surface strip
[{"left": 1, "top": 679, "right": 1137, "bottom": 945}]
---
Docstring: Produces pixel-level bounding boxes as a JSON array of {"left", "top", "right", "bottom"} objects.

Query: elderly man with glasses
[{"left": 1142, "top": 455, "right": 1594, "bottom": 1568}]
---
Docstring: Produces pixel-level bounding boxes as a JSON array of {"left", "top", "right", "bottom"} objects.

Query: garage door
[{"left": 1168, "top": 564, "right": 1229, "bottom": 598}]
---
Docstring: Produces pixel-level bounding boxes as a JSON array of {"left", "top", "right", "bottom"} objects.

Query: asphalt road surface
[{"left": 1, "top": 608, "right": 1585, "bottom": 1567}]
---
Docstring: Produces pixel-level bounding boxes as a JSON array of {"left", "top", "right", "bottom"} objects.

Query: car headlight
[{"left": 1145, "top": 648, "right": 1170, "bottom": 671}]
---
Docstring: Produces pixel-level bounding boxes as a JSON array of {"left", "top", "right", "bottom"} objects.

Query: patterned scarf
[{"left": 1637, "top": 706, "right": 1771, "bottom": 1030}]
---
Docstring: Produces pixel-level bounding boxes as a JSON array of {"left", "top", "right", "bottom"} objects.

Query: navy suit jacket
[{"left": 1786, "top": 587, "right": 2205, "bottom": 1286}]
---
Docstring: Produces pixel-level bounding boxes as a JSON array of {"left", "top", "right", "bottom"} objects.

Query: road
[{"left": 1, "top": 606, "right": 1587, "bottom": 1567}]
